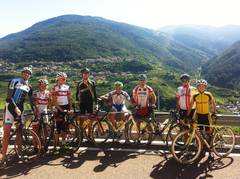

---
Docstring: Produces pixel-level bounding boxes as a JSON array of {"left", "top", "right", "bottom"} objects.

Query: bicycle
[
  {"left": 126, "top": 107, "right": 183, "bottom": 147},
  {"left": 171, "top": 115, "right": 235, "bottom": 164},
  {"left": 28, "top": 112, "right": 53, "bottom": 152},
  {"left": 72, "top": 99, "right": 113, "bottom": 146},
  {"left": 0, "top": 114, "right": 42, "bottom": 166},
  {"left": 43, "top": 110, "right": 83, "bottom": 155}
]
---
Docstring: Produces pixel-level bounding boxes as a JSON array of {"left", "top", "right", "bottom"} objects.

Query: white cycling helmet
[
  {"left": 22, "top": 67, "right": 32, "bottom": 75},
  {"left": 56, "top": 72, "right": 67, "bottom": 79},
  {"left": 38, "top": 79, "right": 49, "bottom": 85},
  {"left": 197, "top": 79, "right": 208, "bottom": 86},
  {"left": 114, "top": 81, "right": 123, "bottom": 88}
]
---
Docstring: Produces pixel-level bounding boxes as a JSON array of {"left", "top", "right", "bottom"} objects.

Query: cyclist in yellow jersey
[{"left": 188, "top": 79, "right": 216, "bottom": 132}]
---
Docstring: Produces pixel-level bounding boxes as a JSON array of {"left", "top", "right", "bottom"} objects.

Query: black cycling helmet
[
  {"left": 81, "top": 67, "right": 90, "bottom": 74},
  {"left": 138, "top": 74, "right": 147, "bottom": 80},
  {"left": 180, "top": 73, "right": 190, "bottom": 81}
]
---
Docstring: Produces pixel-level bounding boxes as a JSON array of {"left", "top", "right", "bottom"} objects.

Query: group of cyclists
[{"left": 0, "top": 66, "right": 217, "bottom": 164}]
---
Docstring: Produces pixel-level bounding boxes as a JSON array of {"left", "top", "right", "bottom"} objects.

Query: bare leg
[{"left": 0, "top": 125, "right": 12, "bottom": 161}]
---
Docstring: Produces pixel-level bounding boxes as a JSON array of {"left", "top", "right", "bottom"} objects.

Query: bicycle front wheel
[
  {"left": 92, "top": 119, "right": 113, "bottom": 145},
  {"left": 212, "top": 127, "right": 235, "bottom": 157},
  {"left": 14, "top": 129, "right": 42, "bottom": 162},
  {"left": 171, "top": 130, "right": 201, "bottom": 164}
]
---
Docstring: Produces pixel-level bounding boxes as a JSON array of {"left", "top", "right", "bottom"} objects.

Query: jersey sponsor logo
[{"left": 55, "top": 91, "right": 69, "bottom": 96}]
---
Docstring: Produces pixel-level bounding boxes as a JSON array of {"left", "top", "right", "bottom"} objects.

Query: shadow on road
[
  {"left": 150, "top": 156, "right": 234, "bottom": 179},
  {"left": 94, "top": 150, "right": 138, "bottom": 172},
  {"left": 0, "top": 154, "right": 61, "bottom": 178},
  {"left": 61, "top": 150, "right": 99, "bottom": 169}
]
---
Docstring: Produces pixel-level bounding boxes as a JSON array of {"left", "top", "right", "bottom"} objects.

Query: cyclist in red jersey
[{"left": 132, "top": 74, "right": 156, "bottom": 117}]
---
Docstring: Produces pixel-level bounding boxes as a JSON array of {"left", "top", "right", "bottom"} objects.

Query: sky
[{"left": 0, "top": 0, "right": 240, "bottom": 37}]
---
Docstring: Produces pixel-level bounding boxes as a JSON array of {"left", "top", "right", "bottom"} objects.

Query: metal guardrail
[
  {"left": 154, "top": 112, "right": 240, "bottom": 126},
  {"left": 0, "top": 110, "right": 240, "bottom": 146},
  {"left": 0, "top": 110, "right": 240, "bottom": 126}
]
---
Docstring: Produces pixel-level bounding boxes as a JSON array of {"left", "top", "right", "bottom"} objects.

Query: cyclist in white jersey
[
  {"left": 100, "top": 81, "right": 131, "bottom": 129},
  {"left": 32, "top": 79, "right": 51, "bottom": 151},
  {"left": 176, "top": 74, "right": 196, "bottom": 120},
  {"left": 52, "top": 72, "right": 73, "bottom": 148}
]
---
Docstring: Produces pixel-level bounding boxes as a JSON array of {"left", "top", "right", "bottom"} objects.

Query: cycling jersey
[
  {"left": 133, "top": 85, "right": 154, "bottom": 107},
  {"left": 177, "top": 85, "right": 196, "bottom": 110},
  {"left": 105, "top": 90, "right": 130, "bottom": 112},
  {"left": 76, "top": 79, "right": 97, "bottom": 104},
  {"left": 193, "top": 91, "right": 214, "bottom": 114},
  {"left": 34, "top": 90, "right": 50, "bottom": 113},
  {"left": 52, "top": 84, "right": 70, "bottom": 106},
  {"left": 4, "top": 78, "right": 33, "bottom": 125}
]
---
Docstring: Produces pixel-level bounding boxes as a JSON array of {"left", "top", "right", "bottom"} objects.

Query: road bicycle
[
  {"left": 41, "top": 110, "right": 83, "bottom": 155},
  {"left": 126, "top": 108, "right": 183, "bottom": 147},
  {"left": 171, "top": 115, "right": 235, "bottom": 164},
  {"left": 0, "top": 114, "right": 41, "bottom": 166}
]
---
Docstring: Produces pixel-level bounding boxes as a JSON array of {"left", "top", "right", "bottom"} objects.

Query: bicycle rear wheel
[
  {"left": 65, "top": 123, "right": 83, "bottom": 154},
  {"left": 91, "top": 119, "right": 113, "bottom": 145},
  {"left": 166, "top": 123, "right": 184, "bottom": 149},
  {"left": 212, "top": 127, "right": 235, "bottom": 157},
  {"left": 14, "top": 129, "right": 42, "bottom": 162},
  {"left": 171, "top": 130, "right": 201, "bottom": 164}
]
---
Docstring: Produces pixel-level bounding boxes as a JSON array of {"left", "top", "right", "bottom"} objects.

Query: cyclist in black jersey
[
  {"left": 76, "top": 68, "right": 97, "bottom": 114},
  {"left": 0, "top": 67, "right": 34, "bottom": 163}
]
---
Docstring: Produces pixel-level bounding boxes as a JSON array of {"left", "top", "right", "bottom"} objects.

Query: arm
[
  {"left": 187, "top": 98, "right": 195, "bottom": 116},
  {"left": 51, "top": 88, "right": 63, "bottom": 112},
  {"left": 68, "top": 90, "right": 73, "bottom": 111},
  {"left": 92, "top": 81, "right": 97, "bottom": 104},
  {"left": 211, "top": 97, "right": 216, "bottom": 114},
  {"left": 150, "top": 91, "right": 157, "bottom": 107},
  {"left": 6, "top": 80, "right": 17, "bottom": 108},
  {"left": 28, "top": 85, "right": 35, "bottom": 112}
]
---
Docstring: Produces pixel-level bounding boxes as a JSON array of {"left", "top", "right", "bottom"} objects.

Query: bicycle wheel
[
  {"left": 127, "top": 119, "right": 153, "bottom": 145},
  {"left": 65, "top": 122, "right": 83, "bottom": 154},
  {"left": 91, "top": 119, "right": 113, "bottom": 145},
  {"left": 212, "top": 127, "right": 235, "bottom": 157},
  {"left": 14, "top": 129, "right": 42, "bottom": 162},
  {"left": 171, "top": 130, "right": 201, "bottom": 164},
  {"left": 166, "top": 123, "right": 183, "bottom": 149}
]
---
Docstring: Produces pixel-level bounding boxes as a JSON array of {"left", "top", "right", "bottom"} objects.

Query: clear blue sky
[{"left": 1, "top": 0, "right": 240, "bottom": 37}]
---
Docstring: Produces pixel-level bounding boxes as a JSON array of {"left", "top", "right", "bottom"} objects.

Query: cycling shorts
[{"left": 194, "top": 113, "right": 211, "bottom": 130}]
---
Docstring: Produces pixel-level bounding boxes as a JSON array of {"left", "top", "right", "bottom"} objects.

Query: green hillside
[
  {"left": 0, "top": 15, "right": 206, "bottom": 71},
  {"left": 203, "top": 41, "right": 240, "bottom": 89}
]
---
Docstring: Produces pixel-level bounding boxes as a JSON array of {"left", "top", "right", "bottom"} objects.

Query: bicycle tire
[
  {"left": 65, "top": 122, "right": 83, "bottom": 154},
  {"left": 14, "top": 129, "right": 42, "bottom": 162},
  {"left": 171, "top": 130, "right": 201, "bottom": 164},
  {"left": 127, "top": 119, "right": 153, "bottom": 146},
  {"left": 212, "top": 126, "right": 235, "bottom": 157},
  {"left": 166, "top": 123, "right": 184, "bottom": 149},
  {"left": 91, "top": 119, "right": 113, "bottom": 145}
]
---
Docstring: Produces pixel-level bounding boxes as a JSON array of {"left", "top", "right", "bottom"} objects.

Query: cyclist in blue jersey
[{"left": 0, "top": 67, "right": 34, "bottom": 163}]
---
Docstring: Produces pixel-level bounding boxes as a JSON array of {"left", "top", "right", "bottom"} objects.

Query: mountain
[
  {"left": 203, "top": 41, "right": 240, "bottom": 89},
  {"left": 160, "top": 25, "right": 240, "bottom": 58},
  {"left": 0, "top": 15, "right": 207, "bottom": 71}
]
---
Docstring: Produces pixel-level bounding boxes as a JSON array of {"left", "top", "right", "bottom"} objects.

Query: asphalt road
[{"left": 1, "top": 146, "right": 240, "bottom": 179}]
